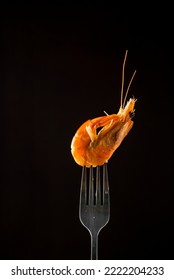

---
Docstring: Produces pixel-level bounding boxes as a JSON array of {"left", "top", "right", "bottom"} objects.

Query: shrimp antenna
[
  {"left": 122, "top": 69, "right": 137, "bottom": 108},
  {"left": 120, "top": 50, "right": 128, "bottom": 109}
]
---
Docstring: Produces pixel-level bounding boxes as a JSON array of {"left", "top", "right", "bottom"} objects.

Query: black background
[{"left": 1, "top": 3, "right": 173, "bottom": 260}]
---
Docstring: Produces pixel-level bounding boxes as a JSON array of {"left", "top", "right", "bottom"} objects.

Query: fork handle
[{"left": 91, "top": 233, "right": 98, "bottom": 260}]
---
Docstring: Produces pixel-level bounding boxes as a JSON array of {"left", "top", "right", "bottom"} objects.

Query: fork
[{"left": 79, "top": 163, "right": 110, "bottom": 260}]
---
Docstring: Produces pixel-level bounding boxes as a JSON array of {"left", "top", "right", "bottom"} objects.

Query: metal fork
[{"left": 79, "top": 163, "right": 110, "bottom": 260}]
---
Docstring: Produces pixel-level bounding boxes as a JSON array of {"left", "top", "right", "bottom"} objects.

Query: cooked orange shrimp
[{"left": 71, "top": 50, "right": 137, "bottom": 167}]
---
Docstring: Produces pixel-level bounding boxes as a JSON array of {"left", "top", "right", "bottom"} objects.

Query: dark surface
[{"left": 1, "top": 4, "right": 173, "bottom": 260}]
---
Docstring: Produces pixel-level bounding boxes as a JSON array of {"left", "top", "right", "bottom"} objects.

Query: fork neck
[{"left": 90, "top": 232, "right": 98, "bottom": 260}]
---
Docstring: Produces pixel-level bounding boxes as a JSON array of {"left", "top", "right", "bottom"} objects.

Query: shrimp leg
[{"left": 86, "top": 115, "right": 118, "bottom": 142}]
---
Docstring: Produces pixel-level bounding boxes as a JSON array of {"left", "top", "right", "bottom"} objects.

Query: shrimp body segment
[
  {"left": 71, "top": 98, "right": 136, "bottom": 167},
  {"left": 71, "top": 50, "right": 137, "bottom": 167}
]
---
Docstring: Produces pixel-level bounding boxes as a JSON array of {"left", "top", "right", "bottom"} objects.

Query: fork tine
[
  {"left": 88, "top": 166, "right": 94, "bottom": 206},
  {"left": 103, "top": 163, "right": 110, "bottom": 205},
  {"left": 80, "top": 166, "right": 87, "bottom": 205},
  {"left": 96, "top": 166, "right": 101, "bottom": 205}
]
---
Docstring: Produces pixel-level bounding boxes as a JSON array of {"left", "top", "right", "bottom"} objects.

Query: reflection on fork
[{"left": 79, "top": 163, "right": 110, "bottom": 260}]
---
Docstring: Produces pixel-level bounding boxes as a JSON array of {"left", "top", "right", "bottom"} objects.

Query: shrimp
[{"left": 71, "top": 50, "right": 137, "bottom": 167}]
